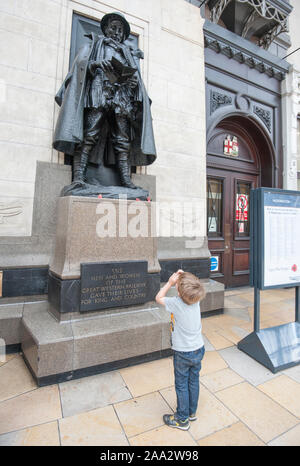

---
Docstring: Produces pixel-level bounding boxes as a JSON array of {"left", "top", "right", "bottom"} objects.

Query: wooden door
[{"left": 207, "top": 168, "right": 258, "bottom": 288}]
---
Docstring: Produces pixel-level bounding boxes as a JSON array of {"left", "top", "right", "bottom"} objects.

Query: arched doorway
[{"left": 206, "top": 114, "right": 276, "bottom": 288}]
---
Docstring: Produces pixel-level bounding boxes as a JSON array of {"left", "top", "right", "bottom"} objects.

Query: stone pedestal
[
  {"left": 47, "top": 196, "right": 161, "bottom": 319},
  {"left": 19, "top": 195, "right": 225, "bottom": 386},
  {"left": 50, "top": 196, "right": 160, "bottom": 280},
  {"left": 21, "top": 195, "right": 169, "bottom": 385}
]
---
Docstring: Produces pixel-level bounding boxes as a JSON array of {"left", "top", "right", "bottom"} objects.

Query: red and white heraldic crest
[{"left": 224, "top": 135, "right": 239, "bottom": 156}]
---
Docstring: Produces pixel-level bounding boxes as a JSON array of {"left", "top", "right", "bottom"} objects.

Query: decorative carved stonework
[
  {"left": 0, "top": 203, "right": 23, "bottom": 224},
  {"left": 235, "top": 94, "right": 250, "bottom": 112},
  {"left": 253, "top": 105, "right": 271, "bottom": 132},
  {"left": 210, "top": 90, "right": 232, "bottom": 114},
  {"left": 204, "top": 33, "right": 287, "bottom": 81}
]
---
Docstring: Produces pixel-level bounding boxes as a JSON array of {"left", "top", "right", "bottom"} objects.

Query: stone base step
[
  {"left": 21, "top": 300, "right": 171, "bottom": 386},
  {"left": 0, "top": 295, "right": 47, "bottom": 353}
]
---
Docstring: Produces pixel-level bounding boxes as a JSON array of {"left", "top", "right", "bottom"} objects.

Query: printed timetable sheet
[{"left": 264, "top": 192, "right": 300, "bottom": 287}]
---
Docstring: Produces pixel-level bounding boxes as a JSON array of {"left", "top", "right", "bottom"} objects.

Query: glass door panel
[
  {"left": 235, "top": 181, "right": 251, "bottom": 237},
  {"left": 207, "top": 178, "right": 223, "bottom": 238}
]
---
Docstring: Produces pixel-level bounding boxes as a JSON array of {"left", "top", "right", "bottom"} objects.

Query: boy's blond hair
[{"left": 177, "top": 272, "right": 206, "bottom": 305}]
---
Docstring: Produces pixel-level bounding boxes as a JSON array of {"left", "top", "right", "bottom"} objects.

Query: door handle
[
  {"left": 224, "top": 243, "right": 230, "bottom": 253},
  {"left": 224, "top": 223, "right": 231, "bottom": 254}
]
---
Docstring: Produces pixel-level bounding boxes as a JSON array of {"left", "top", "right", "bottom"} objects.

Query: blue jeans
[{"left": 173, "top": 346, "right": 205, "bottom": 421}]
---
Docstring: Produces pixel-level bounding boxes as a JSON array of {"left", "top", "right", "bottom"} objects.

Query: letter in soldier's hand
[{"left": 105, "top": 57, "right": 136, "bottom": 85}]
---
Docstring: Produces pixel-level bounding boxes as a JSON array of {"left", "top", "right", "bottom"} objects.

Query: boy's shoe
[
  {"left": 163, "top": 414, "right": 190, "bottom": 430},
  {"left": 189, "top": 413, "right": 197, "bottom": 421}
]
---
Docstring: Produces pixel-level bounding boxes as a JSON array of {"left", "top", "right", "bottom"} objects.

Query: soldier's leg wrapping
[
  {"left": 112, "top": 114, "right": 137, "bottom": 189},
  {"left": 73, "top": 108, "right": 103, "bottom": 183}
]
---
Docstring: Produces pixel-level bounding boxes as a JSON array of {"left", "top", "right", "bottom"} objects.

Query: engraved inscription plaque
[{"left": 80, "top": 261, "right": 148, "bottom": 311}]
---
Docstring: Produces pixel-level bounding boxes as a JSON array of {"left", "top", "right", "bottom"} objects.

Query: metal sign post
[
  {"left": 296, "top": 287, "right": 300, "bottom": 323},
  {"left": 238, "top": 188, "right": 300, "bottom": 373}
]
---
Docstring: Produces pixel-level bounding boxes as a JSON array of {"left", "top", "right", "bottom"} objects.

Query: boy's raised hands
[
  {"left": 155, "top": 270, "right": 184, "bottom": 306},
  {"left": 168, "top": 269, "right": 184, "bottom": 286}
]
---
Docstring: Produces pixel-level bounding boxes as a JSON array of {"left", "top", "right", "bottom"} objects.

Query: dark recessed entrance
[{"left": 207, "top": 114, "right": 275, "bottom": 288}]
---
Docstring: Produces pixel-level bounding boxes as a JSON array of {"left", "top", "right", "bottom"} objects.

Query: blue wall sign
[{"left": 210, "top": 256, "right": 219, "bottom": 272}]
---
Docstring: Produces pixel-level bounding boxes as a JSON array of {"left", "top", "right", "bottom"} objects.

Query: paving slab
[
  {"left": 282, "top": 364, "right": 300, "bottom": 383},
  {"left": 0, "top": 353, "right": 18, "bottom": 368},
  {"left": 202, "top": 334, "right": 215, "bottom": 351},
  {"left": 215, "top": 382, "right": 299, "bottom": 443},
  {"left": 160, "top": 384, "right": 238, "bottom": 441},
  {"left": 189, "top": 385, "right": 238, "bottom": 441},
  {"left": 268, "top": 424, "right": 300, "bottom": 446},
  {"left": 159, "top": 386, "right": 177, "bottom": 412},
  {"left": 222, "top": 306, "right": 251, "bottom": 321},
  {"left": 113, "top": 392, "right": 170, "bottom": 438},
  {"left": 119, "top": 357, "right": 174, "bottom": 398},
  {"left": 59, "top": 371, "right": 132, "bottom": 418},
  {"left": 204, "top": 331, "right": 233, "bottom": 350},
  {"left": 257, "top": 375, "right": 300, "bottom": 417},
  {"left": 224, "top": 295, "right": 254, "bottom": 308},
  {"left": 59, "top": 405, "right": 128, "bottom": 446},
  {"left": 0, "top": 385, "right": 62, "bottom": 435},
  {"left": 201, "top": 350, "right": 228, "bottom": 375},
  {"left": 224, "top": 287, "right": 252, "bottom": 296},
  {"left": 219, "top": 346, "right": 280, "bottom": 385},
  {"left": 129, "top": 425, "right": 197, "bottom": 446},
  {"left": 200, "top": 368, "right": 244, "bottom": 393},
  {"left": 0, "top": 286, "right": 299, "bottom": 446},
  {"left": 0, "top": 421, "right": 60, "bottom": 446},
  {"left": 0, "top": 354, "right": 36, "bottom": 402},
  {"left": 197, "top": 421, "right": 265, "bottom": 446}
]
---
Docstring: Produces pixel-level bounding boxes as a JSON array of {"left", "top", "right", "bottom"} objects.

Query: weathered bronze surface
[{"left": 53, "top": 12, "right": 156, "bottom": 199}]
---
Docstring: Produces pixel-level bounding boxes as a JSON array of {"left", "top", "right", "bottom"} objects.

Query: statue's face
[{"left": 105, "top": 19, "right": 124, "bottom": 43}]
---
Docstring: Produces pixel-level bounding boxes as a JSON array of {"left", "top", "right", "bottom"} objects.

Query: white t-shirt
[{"left": 164, "top": 296, "right": 204, "bottom": 352}]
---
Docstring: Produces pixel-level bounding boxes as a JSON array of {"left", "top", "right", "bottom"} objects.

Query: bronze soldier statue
[{"left": 53, "top": 12, "right": 156, "bottom": 197}]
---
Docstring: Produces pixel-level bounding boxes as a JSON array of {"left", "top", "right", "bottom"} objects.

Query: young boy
[{"left": 156, "top": 270, "right": 206, "bottom": 431}]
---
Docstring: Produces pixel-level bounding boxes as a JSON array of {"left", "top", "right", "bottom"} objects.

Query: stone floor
[{"left": 0, "top": 286, "right": 300, "bottom": 446}]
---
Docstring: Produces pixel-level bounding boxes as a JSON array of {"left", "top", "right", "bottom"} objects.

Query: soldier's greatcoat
[{"left": 53, "top": 33, "right": 156, "bottom": 167}]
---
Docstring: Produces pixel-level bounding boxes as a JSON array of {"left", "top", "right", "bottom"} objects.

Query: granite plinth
[{"left": 50, "top": 196, "right": 160, "bottom": 280}]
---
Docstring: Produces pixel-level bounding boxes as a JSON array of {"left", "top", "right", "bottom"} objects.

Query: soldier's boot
[
  {"left": 117, "top": 153, "right": 137, "bottom": 189},
  {"left": 72, "top": 151, "right": 89, "bottom": 184}
]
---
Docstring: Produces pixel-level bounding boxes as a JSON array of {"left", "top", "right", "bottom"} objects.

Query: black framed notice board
[{"left": 239, "top": 187, "right": 300, "bottom": 373}]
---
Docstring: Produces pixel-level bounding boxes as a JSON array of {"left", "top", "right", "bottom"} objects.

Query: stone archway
[
  {"left": 206, "top": 113, "right": 276, "bottom": 287},
  {"left": 207, "top": 112, "right": 277, "bottom": 188}
]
